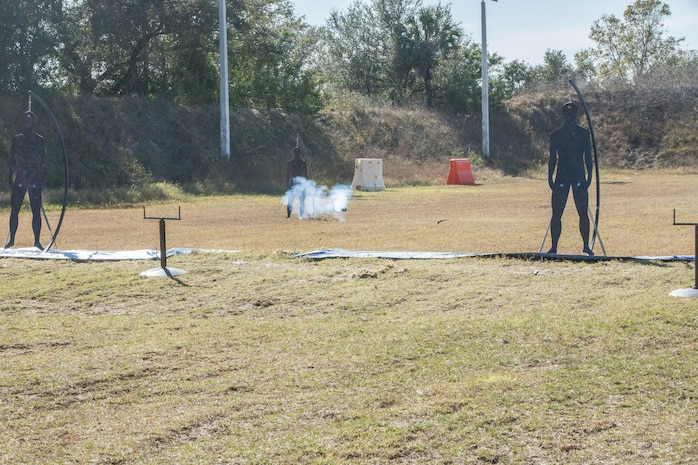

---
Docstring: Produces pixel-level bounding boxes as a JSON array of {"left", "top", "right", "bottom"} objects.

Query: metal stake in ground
[
  {"left": 670, "top": 209, "right": 698, "bottom": 298},
  {"left": 141, "top": 206, "right": 186, "bottom": 278}
]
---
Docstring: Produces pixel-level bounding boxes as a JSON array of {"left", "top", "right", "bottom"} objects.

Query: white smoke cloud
[{"left": 284, "top": 177, "right": 352, "bottom": 221}]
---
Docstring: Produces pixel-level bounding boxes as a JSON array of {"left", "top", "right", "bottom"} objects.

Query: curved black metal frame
[
  {"left": 568, "top": 79, "right": 601, "bottom": 251},
  {"left": 29, "top": 91, "right": 68, "bottom": 251}
]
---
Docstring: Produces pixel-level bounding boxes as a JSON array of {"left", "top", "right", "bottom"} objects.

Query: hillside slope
[{"left": 0, "top": 87, "right": 695, "bottom": 195}]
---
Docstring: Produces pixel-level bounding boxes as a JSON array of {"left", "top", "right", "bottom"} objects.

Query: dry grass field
[
  {"left": 0, "top": 171, "right": 696, "bottom": 464},
  {"left": 21, "top": 170, "right": 698, "bottom": 257}
]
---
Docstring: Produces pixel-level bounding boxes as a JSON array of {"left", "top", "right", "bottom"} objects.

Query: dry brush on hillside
[{"left": 0, "top": 87, "right": 696, "bottom": 198}]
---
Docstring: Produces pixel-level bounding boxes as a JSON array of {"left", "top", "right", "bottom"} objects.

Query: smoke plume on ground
[{"left": 284, "top": 177, "right": 352, "bottom": 221}]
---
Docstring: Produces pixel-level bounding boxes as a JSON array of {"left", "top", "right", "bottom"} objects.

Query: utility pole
[
  {"left": 219, "top": 0, "right": 231, "bottom": 160},
  {"left": 481, "top": 0, "right": 496, "bottom": 158}
]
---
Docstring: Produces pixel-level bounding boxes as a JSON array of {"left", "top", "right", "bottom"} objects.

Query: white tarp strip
[
  {"left": 0, "top": 247, "right": 195, "bottom": 261},
  {"left": 295, "top": 248, "right": 694, "bottom": 262},
  {"left": 0, "top": 246, "right": 691, "bottom": 263},
  {"left": 297, "top": 249, "right": 480, "bottom": 260}
]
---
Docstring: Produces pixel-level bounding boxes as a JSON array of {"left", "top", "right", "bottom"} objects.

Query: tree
[
  {"left": 322, "top": 0, "right": 422, "bottom": 102},
  {"left": 0, "top": 0, "right": 57, "bottom": 94},
  {"left": 0, "top": 0, "right": 323, "bottom": 112},
  {"left": 532, "top": 50, "right": 575, "bottom": 85},
  {"left": 323, "top": 1, "right": 387, "bottom": 98},
  {"left": 375, "top": 0, "right": 422, "bottom": 103},
  {"left": 321, "top": 0, "right": 468, "bottom": 106},
  {"left": 405, "top": 4, "right": 460, "bottom": 107},
  {"left": 228, "top": 0, "right": 323, "bottom": 113},
  {"left": 157, "top": 0, "right": 220, "bottom": 104},
  {"left": 498, "top": 59, "right": 531, "bottom": 98},
  {"left": 51, "top": 0, "right": 209, "bottom": 97},
  {"left": 432, "top": 42, "right": 501, "bottom": 114},
  {"left": 573, "top": 49, "right": 596, "bottom": 83},
  {"left": 581, "top": 0, "right": 684, "bottom": 85}
]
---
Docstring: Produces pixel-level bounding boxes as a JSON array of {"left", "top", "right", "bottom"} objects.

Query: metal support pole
[
  {"left": 673, "top": 209, "right": 698, "bottom": 289},
  {"left": 144, "top": 206, "right": 182, "bottom": 272},
  {"left": 539, "top": 219, "right": 551, "bottom": 254},
  {"left": 480, "top": 0, "right": 489, "bottom": 158},
  {"left": 219, "top": 0, "right": 231, "bottom": 160},
  {"left": 158, "top": 218, "right": 167, "bottom": 269}
]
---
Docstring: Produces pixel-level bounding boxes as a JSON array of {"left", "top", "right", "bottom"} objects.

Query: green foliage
[
  {"left": 498, "top": 59, "right": 532, "bottom": 98},
  {"left": 2, "top": 83, "right": 696, "bottom": 198},
  {"left": 162, "top": 2, "right": 221, "bottom": 105},
  {"left": 533, "top": 50, "right": 576, "bottom": 86},
  {"left": 321, "top": 0, "right": 465, "bottom": 107},
  {"left": 1, "top": 0, "right": 697, "bottom": 195},
  {"left": 228, "top": 0, "right": 324, "bottom": 114},
  {"left": 49, "top": 0, "right": 196, "bottom": 96},
  {"left": 581, "top": 0, "right": 686, "bottom": 85},
  {"left": 322, "top": 0, "right": 396, "bottom": 100},
  {"left": 2, "top": 0, "right": 696, "bottom": 118},
  {"left": 0, "top": 0, "right": 56, "bottom": 92},
  {"left": 404, "top": 4, "right": 461, "bottom": 107},
  {"left": 0, "top": 0, "right": 323, "bottom": 115},
  {"left": 431, "top": 43, "right": 483, "bottom": 114},
  {"left": 0, "top": 247, "right": 696, "bottom": 463}
]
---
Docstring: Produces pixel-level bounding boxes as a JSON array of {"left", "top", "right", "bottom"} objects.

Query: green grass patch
[{"left": 0, "top": 253, "right": 695, "bottom": 464}]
